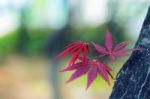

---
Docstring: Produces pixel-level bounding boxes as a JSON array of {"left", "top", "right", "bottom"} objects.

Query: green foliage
[
  {"left": 22, "top": 29, "right": 50, "bottom": 56},
  {"left": 70, "top": 26, "right": 105, "bottom": 43},
  {"left": 0, "top": 32, "right": 18, "bottom": 56},
  {"left": 0, "top": 29, "right": 51, "bottom": 56}
]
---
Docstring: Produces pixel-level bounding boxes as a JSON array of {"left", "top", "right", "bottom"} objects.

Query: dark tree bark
[{"left": 109, "top": 6, "right": 150, "bottom": 99}]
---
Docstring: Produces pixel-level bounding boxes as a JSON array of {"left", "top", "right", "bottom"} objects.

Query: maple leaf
[
  {"left": 64, "top": 60, "right": 90, "bottom": 83},
  {"left": 54, "top": 41, "right": 89, "bottom": 65},
  {"left": 87, "top": 60, "right": 113, "bottom": 89},
  {"left": 54, "top": 29, "right": 139, "bottom": 90},
  {"left": 92, "top": 30, "right": 136, "bottom": 61},
  {"left": 61, "top": 59, "right": 113, "bottom": 89}
]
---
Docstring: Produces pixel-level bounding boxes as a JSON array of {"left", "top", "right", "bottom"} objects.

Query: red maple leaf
[
  {"left": 92, "top": 29, "right": 136, "bottom": 61},
  {"left": 54, "top": 29, "right": 139, "bottom": 90},
  {"left": 87, "top": 60, "right": 113, "bottom": 89},
  {"left": 61, "top": 58, "right": 113, "bottom": 89},
  {"left": 62, "top": 59, "right": 90, "bottom": 83},
  {"left": 54, "top": 41, "right": 89, "bottom": 65}
]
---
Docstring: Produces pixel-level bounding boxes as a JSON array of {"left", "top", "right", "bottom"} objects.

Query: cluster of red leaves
[{"left": 54, "top": 30, "right": 136, "bottom": 89}]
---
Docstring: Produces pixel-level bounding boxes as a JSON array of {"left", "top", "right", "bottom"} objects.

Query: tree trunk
[
  {"left": 17, "top": 7, "right": 29, "bottom": 54},
  {"left": 109, "top": 6, "right": 150, "bottom": 99}
]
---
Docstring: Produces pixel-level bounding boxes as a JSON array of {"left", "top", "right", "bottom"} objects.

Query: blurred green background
[{"left": 0, "top": 0, "right": 149, "bottom": 99}]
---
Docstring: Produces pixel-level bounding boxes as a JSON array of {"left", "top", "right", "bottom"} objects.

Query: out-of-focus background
[{"left": 0, "top": 0, "right": 149, "bottom": 99}]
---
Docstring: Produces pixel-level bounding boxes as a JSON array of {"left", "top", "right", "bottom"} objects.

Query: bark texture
[{"left": 109, "top": 6, "right": 150, "bottom": 99}]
